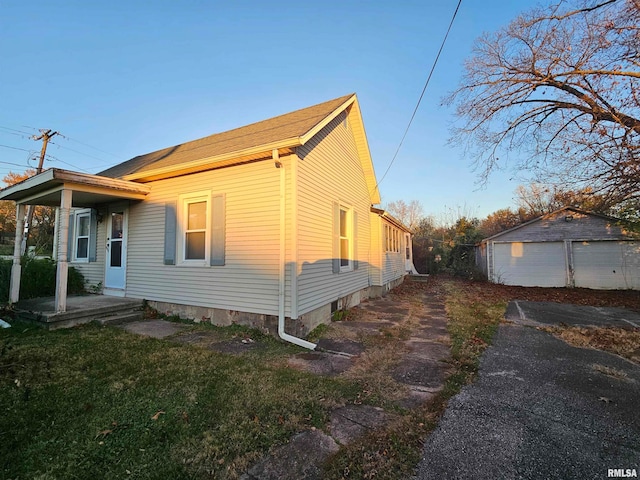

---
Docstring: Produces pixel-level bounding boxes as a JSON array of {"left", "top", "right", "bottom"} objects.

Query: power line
[
  {"left": 0, "top": 143, "right": 32, "bottom": 153},
  {"left": 45, "top": 153, "right": 91, "bottom": 173},
  {"left": 374, "top": 0, "right": 463, "bottom": 193},
  {"left": 57, "top": 133, "right": 123, "bottom": 159},
  {"left": 0, "top": 125, "right": 33, "bottom": 136},
  {"left": 0, "top": 129, "right": 30, "bottom": 139},
  {"left": 0, "top": 160, "right": 33, "bottom": 168},
  {"left": 49, "top": 140, "right": 114, "bottom": 163}
]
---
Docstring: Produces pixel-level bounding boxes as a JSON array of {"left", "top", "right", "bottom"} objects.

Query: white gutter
[{"left": 275, "top": 149, "right": 316, "bottom": 350}]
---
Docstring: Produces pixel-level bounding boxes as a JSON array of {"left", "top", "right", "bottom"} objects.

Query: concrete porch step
[
  {"left": 16, "top": 295, "right": 144, "bottom": 330},
  {"left": 97, "top": 310, "right": 144, "bottom": 326}
]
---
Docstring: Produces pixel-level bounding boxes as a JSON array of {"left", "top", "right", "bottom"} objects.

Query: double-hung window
[
  {"left": 333, "top": 202, "right": 357, "bottom": 273},
  {"left": 339, "top": 206, "right": 351, "bottom": 270},
  {"left": 178, "top": 191, "right": 211, "bottom": 265},
  {"left": 73, "top": 209, "right": 91, "bottom": 262}
]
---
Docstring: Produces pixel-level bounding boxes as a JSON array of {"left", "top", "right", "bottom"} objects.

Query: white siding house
[
  {"left": 0, "top": 94, "right": 411, "bottom": 343},
  {"left": 479, "top": 207, "right": 640, "bottom": 290},
  {"left": 369, "top": 207, "right": 414, "bottom": 294}
]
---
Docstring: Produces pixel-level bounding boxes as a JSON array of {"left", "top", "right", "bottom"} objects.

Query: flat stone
[
  {"left": 405, "top": 339, "right": 451, "bottom": 362},
  {"left": 392, "top": 355, "right": 451, "bottom": 388},
  {"left": 316, "top": 338, "right": 365, "bottom": 356},
  {"left": 242, "top": 429, "right": 339, "bottom": 480},
  {"left": 329, "top": 405, "right": 396, "bottom": 445},
  {"left": 120, "top": 319, "right": 188, "bottom": 339}
]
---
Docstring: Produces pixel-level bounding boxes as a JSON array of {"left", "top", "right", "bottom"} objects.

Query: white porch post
[
  {"left": 55, "top": 189, "right": 72, "bottom": 313},
  {"left": 9, "top": 203, "right": 26, "bottom": 304},
  {"left": 52, "top": 207, "right": 60, "bottom": 261}
]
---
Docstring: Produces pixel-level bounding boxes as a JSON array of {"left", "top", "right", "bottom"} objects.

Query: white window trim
[
  {"left": 72, "top": 208, "right": 91, "bottom": 263},
  {"left": 177, "top": 190, "right": 211, "bottom": 267},
  {"left": 339, "top": 204, "right": 353, "bottom": 272}
]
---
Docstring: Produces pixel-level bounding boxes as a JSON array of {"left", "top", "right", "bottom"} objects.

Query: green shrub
[{"left": 0, "top": 257, "right": 85, "bottom": 303}]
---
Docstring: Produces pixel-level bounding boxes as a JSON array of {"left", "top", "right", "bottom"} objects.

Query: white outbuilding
[{"left": 477, "top": 207, "right": 640, "bottom": 290}]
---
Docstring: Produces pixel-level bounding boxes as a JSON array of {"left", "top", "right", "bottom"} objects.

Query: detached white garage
[{"left": 479, "top": 207, "right": 640, "bottom": 290}]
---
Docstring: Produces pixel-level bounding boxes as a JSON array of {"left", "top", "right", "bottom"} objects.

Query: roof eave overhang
[
  {"left": 0, "top": 169, "right": 151, "bottom": 206},
  {"left": 121, "top": 139, "right": 301, "bottom": 182},
  {"left": 371, "top": 207, "right": 412, "bottom": 232}
]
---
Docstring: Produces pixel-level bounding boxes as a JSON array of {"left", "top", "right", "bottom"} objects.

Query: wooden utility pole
[{"left": 21, "top": 129, "right": 58, "bottom": 254}]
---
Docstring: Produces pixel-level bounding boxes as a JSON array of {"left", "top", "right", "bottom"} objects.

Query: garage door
[
  {"left": 573, "top": 241, "right": 640, "bottom": 290},
  {"left": 493, "top": 242, "right": 566, "bottom": 287}
]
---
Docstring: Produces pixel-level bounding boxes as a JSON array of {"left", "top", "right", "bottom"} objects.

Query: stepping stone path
[
  {"left": 248, "top": 281, "right": 451, "bottom": 479},
  {"left": 120, "top": 279, "right": 451, "bottom": 480}
]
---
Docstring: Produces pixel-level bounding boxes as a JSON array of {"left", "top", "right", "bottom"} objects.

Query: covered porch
[{"left": 0, "top": 168, "right": 150, "bottom": 313}]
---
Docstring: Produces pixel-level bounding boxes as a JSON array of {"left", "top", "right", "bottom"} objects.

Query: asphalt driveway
[{"left": 415, "top": 301, "right": 640, "bottom": 480}]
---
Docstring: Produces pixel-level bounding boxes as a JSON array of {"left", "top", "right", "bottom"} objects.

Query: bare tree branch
[{"left": 448, "top": 0, "right": 640, "bottom": 203}]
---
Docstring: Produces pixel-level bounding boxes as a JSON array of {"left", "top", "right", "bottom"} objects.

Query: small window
[
  {"left": 178, "top": 192, "right": 211, "bottom": 265},
  {"left": 340, "top": 206, "right": 351, "bottom": 270},
  {"left": 74, "top": 210, "right": 91, "bottom": 262},
  {"left": 186, "top": 200, "right": 207, "bottom": 260}
]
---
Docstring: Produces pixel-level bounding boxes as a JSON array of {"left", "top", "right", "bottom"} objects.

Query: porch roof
[{"left": 0, "top": 168, "right": 150, "bottom": 207}]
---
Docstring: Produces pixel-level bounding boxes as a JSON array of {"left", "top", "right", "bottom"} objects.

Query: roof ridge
[{"left": 98, "top": 93, "right": 355, "bottom": 177}]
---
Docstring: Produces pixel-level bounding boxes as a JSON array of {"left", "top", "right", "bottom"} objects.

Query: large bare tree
[
  {"left": 448, "top": 0, "right": 640, "bottom": 202},
  {"left": 384, "top": 199, "right": 424, "bottom": 231}
]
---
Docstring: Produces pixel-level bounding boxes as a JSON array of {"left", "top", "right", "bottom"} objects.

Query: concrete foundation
[
  {"left": 147, "top": 277, "right": 406, "bottom": 341},
  {"left": 367, "top": 275, "right": 406, "bottom": 298}
]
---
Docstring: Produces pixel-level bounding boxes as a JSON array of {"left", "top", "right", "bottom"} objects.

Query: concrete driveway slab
[
  {"left": 416, "top": 303, "right": 640, "bottom": 480},
  {"left": 506, "top": 300, "right": 640, "bottom": 329}
]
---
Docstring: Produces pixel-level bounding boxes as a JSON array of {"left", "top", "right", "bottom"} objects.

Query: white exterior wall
[
  {"left": 125, "top": 159, "right": 283, "bottom": 315},
  {"left": 381, "top": 234, "right": 406, "bottom": 286},
  {"left": 369, "top": 213, "right": 383, "bottom": 286},
  {"left": 296, "top": 111, "right": 372, "bottom": 314},
  {"left": 368, "top": 213, "right": 407, "bottom": 288}
]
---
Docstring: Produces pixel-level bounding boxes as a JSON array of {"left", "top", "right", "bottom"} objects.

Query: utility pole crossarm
[{"left": 21, "top": 129, "right": 59, "bottom": 254}]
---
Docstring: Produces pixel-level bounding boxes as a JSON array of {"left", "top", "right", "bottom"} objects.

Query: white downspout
[
  {"left": 290, "top": 154, "right": 299, "bottom": 320},
  {"left": 275, "top": 149, "right": 316, "bottom": 350}
]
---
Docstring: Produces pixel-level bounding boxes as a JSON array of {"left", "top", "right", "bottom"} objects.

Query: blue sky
[{"left": 1, "top": 0, "right": 541, "bottom": 220}]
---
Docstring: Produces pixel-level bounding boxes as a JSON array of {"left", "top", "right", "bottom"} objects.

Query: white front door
[{"left": 104, "top": 209, "right": 127, "bottom": 290}]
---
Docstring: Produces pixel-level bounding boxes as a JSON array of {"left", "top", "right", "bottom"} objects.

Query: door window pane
[
  {"left": 110, "top": 240, "right": 122, "bottom": 267},
  {"left": 111, "top": 212, "right": 123, "bottom": 238}
]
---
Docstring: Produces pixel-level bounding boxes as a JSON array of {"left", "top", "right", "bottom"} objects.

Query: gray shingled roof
[{"left": 99, "top": 94, "right": 355, "bottom": 179}]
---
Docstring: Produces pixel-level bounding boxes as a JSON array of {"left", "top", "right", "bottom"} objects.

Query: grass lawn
[
  {"left": 0, "top": 322, "right": 360, "bottom": 479},
  {"left": 3, "top": 277, "right": 637, "bottom": 479}
]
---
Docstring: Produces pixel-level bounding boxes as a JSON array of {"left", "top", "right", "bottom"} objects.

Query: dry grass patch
[
  {"left": 343, "top": 344, "right": 410, "bottom": 404},
  {"left": 592, "top": 363, "right": 629, "bottom": 380},
  {"left": 541, "top": 326, "right": 640, "bottom": 364}
]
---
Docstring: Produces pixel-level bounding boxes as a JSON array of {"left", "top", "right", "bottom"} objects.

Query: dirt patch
[{"left": 288, "top": 352, "right": 353, "bottom": 376}]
